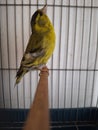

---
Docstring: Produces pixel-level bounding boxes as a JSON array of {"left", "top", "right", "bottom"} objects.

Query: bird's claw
[{"left": 39, "top": 66, "right": 49, "bottom": 76}]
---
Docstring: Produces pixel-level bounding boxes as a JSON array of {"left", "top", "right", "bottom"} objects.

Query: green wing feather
[{"left": 15, "top": 33, "right": 45, "bottom": 85}]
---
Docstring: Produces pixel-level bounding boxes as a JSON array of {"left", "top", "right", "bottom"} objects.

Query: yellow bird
[{"left": 15, "top": 5, "right": 56, "bottom": 85}]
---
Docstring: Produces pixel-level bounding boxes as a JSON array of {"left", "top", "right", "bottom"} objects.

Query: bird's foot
[{"left": 39, "top": 66, "right": 49, "bottom": 76}]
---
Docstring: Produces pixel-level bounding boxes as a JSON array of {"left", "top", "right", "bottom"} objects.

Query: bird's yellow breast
[
  {"left": 33, "top": 28, "right": 55, "bottom": 66},
  {"left": 31, "top": 14, "right": 56, "bottom": 65}
]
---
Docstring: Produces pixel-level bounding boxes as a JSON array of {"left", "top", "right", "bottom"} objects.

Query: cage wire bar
[
  {"left": 0, "top": 0, "right": 98, "bottom": 129},
  {"left": 76, "top": 0, "right": 85, "bottom": 122}
]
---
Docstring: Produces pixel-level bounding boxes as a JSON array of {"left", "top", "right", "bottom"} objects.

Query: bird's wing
[{"left": 21, "top": 34, "right": 45, "bottom": 68}]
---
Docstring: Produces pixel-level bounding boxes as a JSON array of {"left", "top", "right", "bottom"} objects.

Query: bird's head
[{"left": 31, "top": 5, "right": 52, "bottom": 33}]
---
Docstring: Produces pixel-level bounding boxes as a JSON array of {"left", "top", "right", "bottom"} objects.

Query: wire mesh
[{"left": 0, "top": 0, "right": 98, "bottom": 129}]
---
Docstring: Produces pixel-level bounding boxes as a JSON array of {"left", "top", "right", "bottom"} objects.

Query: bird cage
[{"left": 0, "top": 0, "right": 98, "bottom": 130}]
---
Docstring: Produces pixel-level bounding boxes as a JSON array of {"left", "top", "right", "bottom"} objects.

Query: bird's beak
[{"left": 41, "top": 4, "right": 47, "bottom": 14}]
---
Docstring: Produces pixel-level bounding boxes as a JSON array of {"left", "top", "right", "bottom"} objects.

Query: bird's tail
[{"left": 15, "top": 66, "right": 28, "bottom": 86}]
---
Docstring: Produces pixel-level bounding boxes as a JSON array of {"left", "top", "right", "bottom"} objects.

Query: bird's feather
[{"left": 15, "top": 5, "right": 55, "bottom": 85}]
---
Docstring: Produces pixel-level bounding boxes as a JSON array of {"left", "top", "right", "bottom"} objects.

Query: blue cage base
[{"left": 0, "top": 108, "right": 98, "bottom": 130}]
